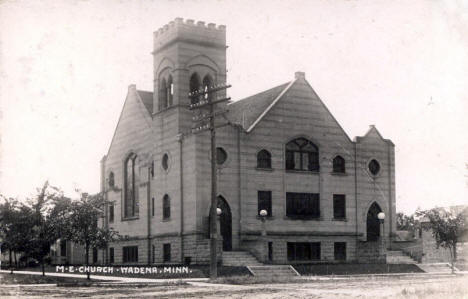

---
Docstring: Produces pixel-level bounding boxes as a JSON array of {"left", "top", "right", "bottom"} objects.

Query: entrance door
[
  {"left": 366, "top": 202, "right": 382, "bottom": 241},
  {"left": 217, "top": 196, "right": 232, "bottom": 251}
]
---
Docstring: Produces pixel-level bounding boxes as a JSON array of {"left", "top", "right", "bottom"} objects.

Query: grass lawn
[
  {"left": 0, "top": 273, "right": 94, "bottom": 285},
  {"left": 9, "top": 263, "right": 426, "bottom": 281},
  {"left": 293, "top": 263, "right": 424, "bottom": 275},
  {"left": 15, "top": 265, "right": 251, "bottom": 279}
]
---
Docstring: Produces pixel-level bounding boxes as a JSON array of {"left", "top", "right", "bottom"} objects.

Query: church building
[{"left": 99, "top": 18, "right": 396, "bottom": 265}]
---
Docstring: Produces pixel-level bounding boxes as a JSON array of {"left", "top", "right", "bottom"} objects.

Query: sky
[{"left": 0, "top": 0, "right": 467, "bottom": 214}]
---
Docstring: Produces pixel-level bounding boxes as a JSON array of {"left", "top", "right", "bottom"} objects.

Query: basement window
[
  {"left": 163, "top": 244, "right": 171, "bottom": 262},
  {"left": 287, "top": 242, "right": 320, "bottom": 261},
  {"left": 334, "top": 242, "right": 346, "bottom": 261},
  {"left": 123, "top": 246, "right": 138, "bottom": 263}
]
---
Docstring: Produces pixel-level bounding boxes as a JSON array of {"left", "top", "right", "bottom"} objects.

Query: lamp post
[
  {"left": 259, "top": 209, "right": 268, "bottom": 236},
  {"left": 377, "top": 212, "right": 386, "bottom": 259},
  {"left": 216, "top": 208, "right": 222, "bottom": 237},
  {"left": 259, "top": 209, "right": 268, "bottom": 262}
]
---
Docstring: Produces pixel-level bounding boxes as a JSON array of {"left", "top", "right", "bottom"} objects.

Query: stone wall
[{"left": 357, "top": 241, "right": 385, "bottom": 263}]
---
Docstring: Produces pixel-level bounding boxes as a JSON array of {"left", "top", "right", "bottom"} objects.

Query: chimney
[{"left": 295, "top": 71, "right": 305, "bottom": 80}]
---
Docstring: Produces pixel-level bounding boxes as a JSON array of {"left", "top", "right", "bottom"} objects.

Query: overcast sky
[{"left": 1, "top": 0, "right": 467, "bottom": 214}]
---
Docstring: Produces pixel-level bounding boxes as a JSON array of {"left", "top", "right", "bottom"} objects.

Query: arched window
[
  {"left": 167, "top": 75, "right": 173, "bottom": 107},
  {"left": 202, "top": 75, "right": 214, "bottom": 102},
  {"left": 163, "top": 194, "right": 170, "bottom": 219},
  {"left": 124, "top": 153, "right": 138, "bottom": 217},
  {"left": 108, "top": 172, "right": 115, "bottom": 187},
  {"left": 162, "top": 153, "right": 169, "bottom": 171},
  {"left": 332, "top": 155, "right": 346, "bottom": 173},
  {"left": 189, "top": 73, "right": 201, "bottom": 104},
  {"left": 159, "top": 78, "right": 168, "bottom": 110},
  {"left": 285, "top": 138, "right": 319, "bottom": 171},
  {"left": 257, "top": 149, "right": 272, "bottom": 169},
  {"left": 367, "top": 202, "right": 382, "bottom": 241}
]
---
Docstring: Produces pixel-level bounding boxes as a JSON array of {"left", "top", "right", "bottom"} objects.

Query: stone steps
[
  {"left": 386, "top": 250, "right": 417, "bottom": 264},
  {"left": 416, "top": 263, "right": 456, "bottom": 273},
  {"left": 222, "top": 251, "right": 262, "bottom": 266},
  {"left": 248, "top": 265, "right": 300, "bottom": 278}
]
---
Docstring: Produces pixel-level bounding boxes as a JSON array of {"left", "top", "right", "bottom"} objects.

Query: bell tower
[{"left": 152, "top": 18, "right": 227, "bottom": 133}]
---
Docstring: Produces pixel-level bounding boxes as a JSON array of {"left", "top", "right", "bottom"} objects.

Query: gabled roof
[
  {"left": 227, "top": 82, "right": 293, "bottom": 130},
  {"left": 355, "top": 125, "right": 394, "bottom": 146},
  {"left": 105, "top": 86, "right": 153, "bottom": 157},
  {"left": 136, "top": 90, "right": 153, "bottom": 115}
]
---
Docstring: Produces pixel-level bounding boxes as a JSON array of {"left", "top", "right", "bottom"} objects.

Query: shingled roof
[
  {"left": 137, "top": 90, "right": 153, "bottom": 115},
  {"left": 227, "top": 82, "right": 291, "bottom": 130}
]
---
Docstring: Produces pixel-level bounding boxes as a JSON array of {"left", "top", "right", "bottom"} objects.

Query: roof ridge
[
  {"left": 246, "top": 79, "right": 296, "bottom": 133},
  {"left": 229, "top": 82, "right": 290, "bottom": 107}
]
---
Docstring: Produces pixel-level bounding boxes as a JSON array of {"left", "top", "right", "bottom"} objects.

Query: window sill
[
  {"left": 286, "top": 170, "right": 320, "bottom": 174},
  {"left": 256, "top": 215, "right": 274, "bottom": 220},
  {"left": 285, "top": 216, "right": 322, "bottom": 221},
  {"left": 256, "top": 167, "right": 274, "bottom": 172},
  {"left": 122, "top": 216, "right": 139, "bottom": 222},
  {"left": 288, "top": 259, "right": 321, "bottom": 262},
  {"left": 162, "top": 218, "right": 171, "bottom": 222},
  {"left": 330, "top": 172, "right": 347, "bottom": 176},
  {"left": 332, "top": 218, "right": 347, "bottom": 222}
]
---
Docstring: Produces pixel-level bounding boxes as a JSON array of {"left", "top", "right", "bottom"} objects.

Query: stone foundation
[{"left": 356, "top": 240, "right": 386, "bottom": 263}]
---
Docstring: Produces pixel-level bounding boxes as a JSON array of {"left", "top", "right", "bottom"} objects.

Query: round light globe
[
  {"left": 377, "top": 212, "right": 385, "bottom": 220},
  {"left": 216, "top": 208, "right": 222, "bottom": 216},
  {"left": 259, "top": 209, "right": 268, "bottom": 217}
]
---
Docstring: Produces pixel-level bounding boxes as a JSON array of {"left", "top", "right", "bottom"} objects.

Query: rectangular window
[
  {"left": 334, "top": 242, "right": 346, "bottom": 261},
  {"left": 333, "top": 194, "right": 346, "bottom": 219},
  {"left": 60, "top": 240, "right": 67, "bottom": 257},
  {"left": 287, "top": 242, "right": 321, "bottom": 261},
  {"left": 109, "top": 248, "right": 114, "bottom": 264},
  {"left": 286, "top": 193, "right": 320, "bottom": 218},
  {"left": 294, "top": 152, "right": 301, "bottom": 170},
  {"left": 268, "top": 242, "right": 273, "bottom": 261},
  {"left": 285, "top": 151, "right": 295, "bottom": 170},
  {"left": 258, "top": 191, "right": 272, "bottom": 216},
  {"left": 109, "top": 205, "right": 114, "bottom": 223},
  {"left": 123, "top": 246, "right": 138, "bottom": 263},
  {"left": 92, "top": 248, "right": 98, "bottom": 264},
  {"left": 163, "top": 244, "right": 171, "bottom": 262},
  {"left": 152, "top": 197, "right": 155, "bottom": 217}
]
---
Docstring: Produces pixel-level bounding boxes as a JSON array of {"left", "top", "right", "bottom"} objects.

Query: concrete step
[
  {"left": 386, "top": 250, "right": 409, "bottom": 256},
  {"left": 386, "top": 250, "right": 417, "bottom": 264},
  {"left": 222, "top": 251, "right": 262, "bottom": 266},
  {"left": 248, "top": 265, "right": 299, "bottom": 277},
  {"left": 416, "top": 263, "right": 456, "bottom": 273}
]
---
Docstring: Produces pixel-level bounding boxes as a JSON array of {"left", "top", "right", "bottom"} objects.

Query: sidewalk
[
  {"left": 1, "top": 268, "right": 466, "bottom": 285},
  {"left": 299, "top": 270, "right": 468, "bottom": 281},
  {"left": 0, "top": 269, "right": 209, "bottom": 283}
]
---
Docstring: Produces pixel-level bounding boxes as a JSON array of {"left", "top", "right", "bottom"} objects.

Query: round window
[
  {"left": 216, "top": 147, "right": 227, "bottom": 165},
  {"left": 368, "top": 159, "right": 380, "bottom": 175},
  {"left": 162, "top": 153, "right": 169, "bottom": 170}
]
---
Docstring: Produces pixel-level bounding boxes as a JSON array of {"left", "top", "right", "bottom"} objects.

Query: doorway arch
[
  {"left": 366, "top": 202, "right": 382, "bottom": 241},
  {"left": 210, "top": 196, "right": 232, "bottom": 251}
]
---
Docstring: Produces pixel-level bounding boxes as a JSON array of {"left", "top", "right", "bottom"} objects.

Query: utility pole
[{"left": 189, "top": 82, "right": 231, "bottom": 279}]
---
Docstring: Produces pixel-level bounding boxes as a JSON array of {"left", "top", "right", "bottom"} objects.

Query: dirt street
[{"left": 1, "top": 275, "right": 467, "bottom": 298}]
